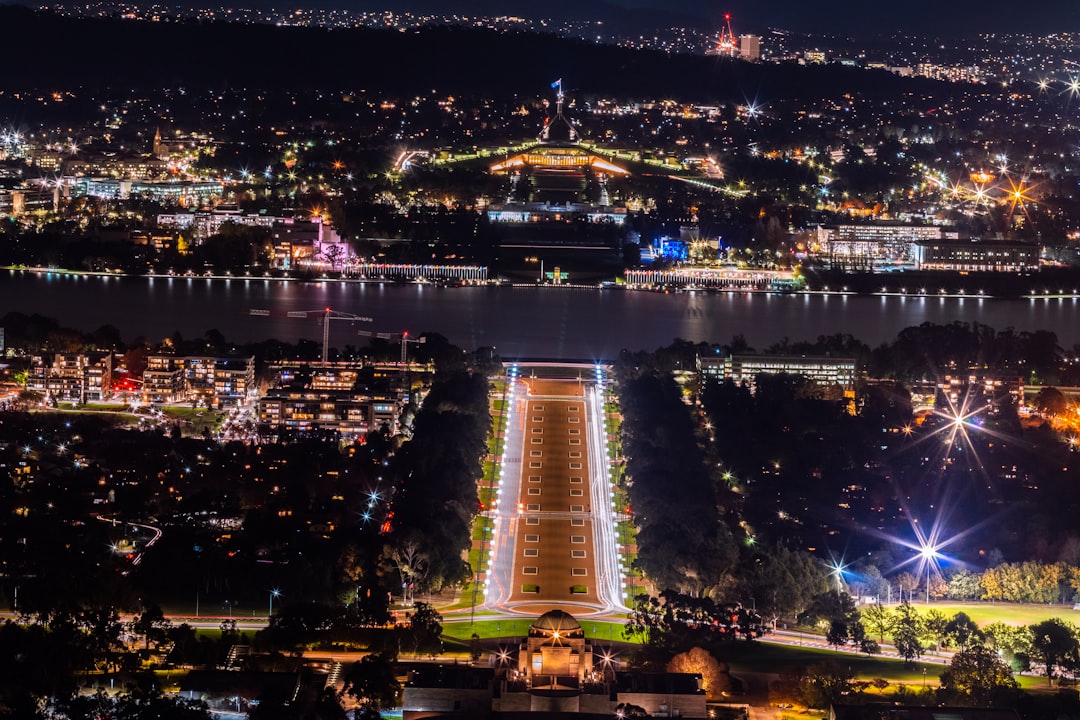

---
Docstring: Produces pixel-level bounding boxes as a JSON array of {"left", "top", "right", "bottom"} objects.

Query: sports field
[{"left": 915, "top": 601, "right": 1080, "bottom": 627}]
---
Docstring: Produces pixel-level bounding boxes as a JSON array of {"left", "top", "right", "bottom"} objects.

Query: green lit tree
[
  {"left": 939, "top": 644, "right": 1018, "bottom": 706},
  {"left": 892, "top": 602, "right": 923, "bottom": 665},
  {"left": 1029, "top": 618, "right": 1080, "bottom": 687}
]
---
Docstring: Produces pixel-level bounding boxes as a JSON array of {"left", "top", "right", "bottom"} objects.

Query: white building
[
  {"left": 739, "top": 34, "right": 761, "bottom": 61},
  {"left": 700, "top": 354, "right": 858, "bottom": 392},
  {"left": 812, "top": 223, "right": 960, "bottom": 270}
]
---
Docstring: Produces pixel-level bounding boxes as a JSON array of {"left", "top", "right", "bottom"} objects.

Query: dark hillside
[{"left": 0, "top": 7, "right": 950, "bottom": 103}]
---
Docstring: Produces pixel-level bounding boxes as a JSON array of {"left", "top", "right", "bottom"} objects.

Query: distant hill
[
  {"left": 334, "top": 0, "right": 707, "bottom": 29},
  {"left": 0, "top": 7, "right": 945, "bottom": 103}
]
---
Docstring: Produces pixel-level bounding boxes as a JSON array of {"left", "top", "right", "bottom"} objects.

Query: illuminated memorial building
[
  {"left": 402, "top": 610, "right": 706, "bottom": 719},
  {"left": 487, "top": 83, "right": 635, "bottom": 280}
]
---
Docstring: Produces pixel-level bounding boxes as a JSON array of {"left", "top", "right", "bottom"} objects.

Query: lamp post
[
  {"left": 919, "top": 546, "right": 937, "bottom": 605},
  {"left": 829, "top": 560, "right": 846, "bottom": 595},
  {"left": 269, "top": 588, "right": 280, "bottom": 618}
]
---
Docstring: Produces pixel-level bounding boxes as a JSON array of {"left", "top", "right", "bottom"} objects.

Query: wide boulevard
[{"left": 483, "top": 363, "right": 627, "bottom": 617}]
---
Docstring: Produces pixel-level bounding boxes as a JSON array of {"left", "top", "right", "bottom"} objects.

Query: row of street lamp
[{"left": 830, "top": 538, "right": 944, "bottom": 605}]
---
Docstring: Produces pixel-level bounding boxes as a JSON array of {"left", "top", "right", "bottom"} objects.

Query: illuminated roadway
[
  {"left": 483, "top": 363, "right": 627, "bottom": 618},
  {"left": 585, "top": 374, "right": 628, "bottom": 615}
]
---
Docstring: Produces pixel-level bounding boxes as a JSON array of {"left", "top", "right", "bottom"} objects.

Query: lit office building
[
  {"left": 812, "top": 223, "right": 959, "bottom": 271},
  {"left": 142, "top": 355, "right": 255, "bottom": 407},
  {"left": 739, "top": 34, "right": 761, "bottom": 61},
  {"left": 29, "top": 353, "right": 113, "bottom": 403},
  {"left": 699, "top": 354, "right": 858, "bottom": 392},
  {"left": 912, "top": 239, "right": 1039, "bottom": 272}
]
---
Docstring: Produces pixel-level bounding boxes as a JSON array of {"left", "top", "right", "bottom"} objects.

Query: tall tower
[
  {"left": 539, "top": 79, "right": 578, "bottom": 144},
  {"left": 152, "top": 128, "right": 165, "bottom": 159},
  {"left": 739, "top": 34, "right": 761, "bottom": 61}
]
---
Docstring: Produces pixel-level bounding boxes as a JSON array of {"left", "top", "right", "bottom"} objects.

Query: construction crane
[
  {"left": 357, "top": 329, "right": 427, "bottom": 402},
  {"left": 717, "top": 13, "right": 737, "bottom": 57},
  {"left": 249, "top": 307, "right": 373, "bottom": 362},
  {"left": 358, "top": 328, "right": 426, "bottom": 365}
]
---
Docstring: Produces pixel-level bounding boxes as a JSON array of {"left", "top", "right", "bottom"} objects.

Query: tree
[
  {"left": 130, "top": 602, "right": 171, "bottom": 652},
  {"left": 924, "top": 609, "right": 950, "bottom": 651},
  {"left": 77, "top": 606, "right": 125, "bottom": 672},
  {"left": 799, "top": 661, "right": 857, "bottom": 708},
  {"left": 1029, "top": 618, "right": 1080, "bottom": 687},
  {"left": 739, "top": 544, "right": 827, "bottom": 629},
  {"left": 892, "top": 602, "right": 923, "bottom": 665},
  {"left": 980, "top": 567, "right": 1004, "bottom": 601},
  {"left": 939, "top": 644, "right": 1019, "bottom": 706},
  {"left": 382, "top": 539, "right": 429, "bottom": 606},
  {"left": 1034, "top": 386, "right": 1068, "bottom": 417},
  {"left": 850, "top": 622, "right": 880, "bottom": 656},
  {"left": 344, "top": 652, "right": 401, "bottom": 717},
  {"left": 805, "top": 589, "right": 859, "bottom": 629},
  {"left": 1067, "top": 566, "right": 1080, "bottom": 603},
  {"left": 945, "top": 612, "right": 984, "bottom": 651},
  {"left": 320, "top": 242, "right": 347, "bottom": 272},
  {"left": 469, "top": 633, "right": 483, "bottom": 663},
  {"left": 861, "top": 603, "right": 894, "bottom": 643},
  {"left": 827, "top": 619, "right": 850, "bottom": 650},
  {"left": 60, "top": 686, "right": 212, "bottom": 720},
  {"left": 947, "top": 569, "right": 982, "bottom": 601},
  {"left": 666, "top": 647, "right": 729, "bottom": 698},
  {"left": 857, "top": 564, "right": 891, "bottom": 602},
  {"left": 984, "top": 622, "right": 1033, "bottom": 673},
  {"left": 895, "top": 572, "right": 918, "bottom": 603},
  {"left": 408, "top": 602, "right": 443, "bottom": 658},
  {"left": 928, "top": 574, "right": 948, "bottom": 600}
]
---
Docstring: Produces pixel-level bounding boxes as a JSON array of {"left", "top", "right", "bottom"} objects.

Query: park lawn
[
  {"left": 778, "top": 712, "right": 826, "bottom": 720},
  {"left": 729, "top": 641, "right": 1057, "bottom": 693},
  {"left": 861, "top": 602, "right": 1080, "bottom": 651},
  {"left": 161, "top": 406, "right": 226, "bottom": 433},
  {"left": 921, "top": 601, "right": 1080, "bottom": 628},
  {"left": 730, "top": 641, "right": 942, "bottom": 685},
  {"left": 467, "top": 547, "right": 484, "bottom": 579},
  {"left": 41, "top": 406, "right": 138, "bottom": 422},
  {"left": 471, "top": 519, "right": 491, "bottom": 544},
  {"left": 442, "top": 587, "right": 487, "bottom": 612},
  {"left": 443, "top": 618, "right": 631, "bottom": 643},
  {"left": 478, "top": 478, "right": 495, "bottom": 509},
  {"left": 79, "top": 402, "right": 129, "bottom": 412},
  {"left": 1015, "top": 674, "right": 1055, "bottom": 691}
]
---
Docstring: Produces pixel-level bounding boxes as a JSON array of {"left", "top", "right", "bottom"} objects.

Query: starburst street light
[
  {"left": 881, "top": 512, "right": 968, "bottom": 606},
  {"left": 269, "top": 588, "right": 281, "bottom": 617},
  {"left": 918, "top": 542, "right": 942, "bottom": 604},
  {"left": 827, "top": 556, "right": 849, "bottom": 594}
]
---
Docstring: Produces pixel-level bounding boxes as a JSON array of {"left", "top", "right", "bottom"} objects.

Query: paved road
[
  {"left": 586, "top": 374, "right": 628, "bottom": 614},
  {"left": 483, "top": 364, "right": 626, "bottom": 618}
]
